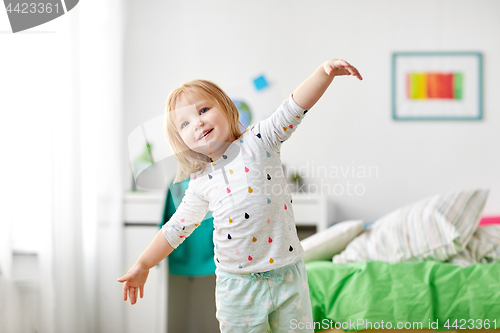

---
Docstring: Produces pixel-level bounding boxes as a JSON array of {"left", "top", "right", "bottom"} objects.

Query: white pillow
[
  {"left": 333, "top": 189, "right": 489, "bottom": 264},
  {"left": 301, "top": 220, "right": 364, "bottom": 263},
  {"left": 450, "top": 225, "right": 500, "bottom": 266}
]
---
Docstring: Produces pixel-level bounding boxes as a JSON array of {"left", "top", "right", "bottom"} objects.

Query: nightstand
[{"left": 290, "top": 192, "right": 335, "bottom": 233}]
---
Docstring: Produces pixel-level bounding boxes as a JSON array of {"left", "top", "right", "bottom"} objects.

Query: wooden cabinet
[{"left": 123, "top": 192, "right": 167, "bottom": 333}]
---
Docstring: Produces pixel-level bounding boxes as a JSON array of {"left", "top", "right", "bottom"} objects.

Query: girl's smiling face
[{"left": 173, "top": 92, "right": 232, "bottom": 161}]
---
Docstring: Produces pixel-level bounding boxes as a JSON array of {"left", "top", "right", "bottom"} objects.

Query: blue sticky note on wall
[{"left": 253, "top": 75, "right": 269, "bottom": 91}]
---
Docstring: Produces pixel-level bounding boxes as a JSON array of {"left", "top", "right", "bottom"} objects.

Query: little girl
[{"left": 118, "top": 58, "right": 362, "bottom": 332}]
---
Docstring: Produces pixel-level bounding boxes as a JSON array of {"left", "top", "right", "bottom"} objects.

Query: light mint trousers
[{"left": 215, "top": 259, "right": 314, "bottom": 333}]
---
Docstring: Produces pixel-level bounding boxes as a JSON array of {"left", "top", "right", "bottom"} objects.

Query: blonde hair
[{"left": 165, "top": 80, "right": 246, "bottom": 183}]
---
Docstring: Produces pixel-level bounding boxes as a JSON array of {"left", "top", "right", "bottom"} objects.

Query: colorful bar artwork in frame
[
  {"left": 392, "top": 52, "right": 482, "bottom": 120},
  {"left": 407, "top": 72, "right": 463, "bottom": 100}
]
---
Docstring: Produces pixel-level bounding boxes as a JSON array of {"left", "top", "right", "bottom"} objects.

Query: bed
[{"left": 301, "top": 189, "right": 500, "bottom": 333}]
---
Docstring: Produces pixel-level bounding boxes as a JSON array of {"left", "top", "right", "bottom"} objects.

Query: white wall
[{"left": 123, "top": 0, "right": 500, "bottom": 222}]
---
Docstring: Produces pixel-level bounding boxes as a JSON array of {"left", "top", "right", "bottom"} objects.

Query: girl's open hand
[
  {"left": 117, "top": 262, "right": 150, "bottom": 305},
  {"left": 323, "top": 59, "right": 363, "bottom": 80}
]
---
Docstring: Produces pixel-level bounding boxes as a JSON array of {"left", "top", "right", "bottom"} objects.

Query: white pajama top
[{"left": 162, "top": 94, "right": 309, "bottom": 274}]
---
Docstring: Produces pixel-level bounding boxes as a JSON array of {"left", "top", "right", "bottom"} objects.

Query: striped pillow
[
  {"left": 332, "top": 189, "right": 489, "bottom": 263},
  {"left": 449, "top": 225, "right": 500, "bottom": 266}
]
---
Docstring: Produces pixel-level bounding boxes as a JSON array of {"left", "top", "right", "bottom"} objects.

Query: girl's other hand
[
  {"left": 323, "top": 59, "right": 363, "bottom": 80},
  {"left": 117, "top": 262, "right": 150, "bottom": 305}
]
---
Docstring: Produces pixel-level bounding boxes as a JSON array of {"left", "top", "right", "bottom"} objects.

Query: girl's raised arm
[{"left": 292, "top": 59, "right": 362, "bottom": 110}]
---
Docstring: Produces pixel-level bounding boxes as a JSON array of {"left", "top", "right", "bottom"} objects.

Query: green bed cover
[{"left": 306, "top": 260, "right": 500, "bottom": 332}]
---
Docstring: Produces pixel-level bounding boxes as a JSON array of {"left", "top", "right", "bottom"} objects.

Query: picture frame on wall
[{"left": 391, "top": 52, "right": 483, "bottom": 120}]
